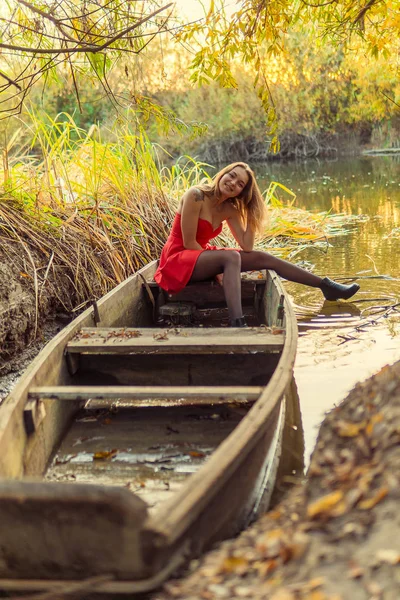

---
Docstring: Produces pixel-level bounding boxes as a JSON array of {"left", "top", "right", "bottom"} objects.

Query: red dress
[{"left": 154, "top": 213, "right": 224, "bottom": 294}]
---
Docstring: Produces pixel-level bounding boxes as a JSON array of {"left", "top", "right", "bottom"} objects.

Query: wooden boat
[{"left": 0, "top": 262, "right": 303, "bottom": 596}]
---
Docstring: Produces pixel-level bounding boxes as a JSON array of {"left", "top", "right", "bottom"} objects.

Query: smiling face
[{"left": 219, "top": 166, "right": 250, "bottom": 199}]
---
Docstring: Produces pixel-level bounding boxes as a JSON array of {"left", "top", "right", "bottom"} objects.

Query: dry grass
[{"left": 0, "top": 113, "right": 360, "bottom": 317}]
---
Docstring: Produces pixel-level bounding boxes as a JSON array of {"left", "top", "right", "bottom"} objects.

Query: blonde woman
[{"left": 155, "top": 162, "right": 359, "bottom": 326}]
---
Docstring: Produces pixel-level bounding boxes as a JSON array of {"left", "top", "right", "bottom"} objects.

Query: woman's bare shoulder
[
  {"left": 184, "top": 186, "right": 204, "bottom": 202},
  {"left": 178, "top": 187, "right": 205, "bottom": 214}
]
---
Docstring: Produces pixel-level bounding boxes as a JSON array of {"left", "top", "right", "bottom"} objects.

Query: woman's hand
[
  {"left": 226, "top": 209, "right": 255, "bottom": 252},
  {"left": 180, "top": 188, "right": 204, "bottom": 250}
]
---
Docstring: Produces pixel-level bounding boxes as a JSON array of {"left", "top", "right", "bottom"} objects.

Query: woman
[{"left": 154, "top": 162, "right": 360, "bottom": 326}]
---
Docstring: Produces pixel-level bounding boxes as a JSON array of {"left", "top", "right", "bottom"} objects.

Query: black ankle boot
[
  {"left": 320, "top": 277, "right": 360, "bottom": 301},
  {"left": 230, "top": 316, "right": 247, "bottom": 327}
]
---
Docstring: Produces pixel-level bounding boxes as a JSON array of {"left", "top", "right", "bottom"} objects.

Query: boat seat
[
  {"left": 28, "top": 385, "right": 263, "bottom": 407},
  {"left": 66, "top": 327, "right": 284, "bottom": 356},
  {"left": 144, "top": 275, "right": 266, "bottom": 308}
]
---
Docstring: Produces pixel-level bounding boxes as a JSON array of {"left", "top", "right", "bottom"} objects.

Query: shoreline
[{"left": 153, "top": 361, "right": 400, "bottom": 600}]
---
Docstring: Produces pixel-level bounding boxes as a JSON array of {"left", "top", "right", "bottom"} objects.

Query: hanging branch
[{"left": 0, "top": 0, "right": 174, "bottom": 116}]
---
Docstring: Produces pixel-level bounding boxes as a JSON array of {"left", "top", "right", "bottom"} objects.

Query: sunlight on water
[{"left": 257, "top": 156, "right": 400, "bottom": 464}]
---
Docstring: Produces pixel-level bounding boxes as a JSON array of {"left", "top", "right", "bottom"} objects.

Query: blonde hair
[{"left": 197, "top": 162, "right": 266, "bottom": 236}]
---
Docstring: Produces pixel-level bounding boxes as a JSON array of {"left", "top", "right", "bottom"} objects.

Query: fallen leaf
[
  {"left": 255, "top": 558, "right": 278, "bottom": 576},
  {"left": 375, "top": 549, "right": 400, "bottom": 564},
  {"left": 268, "top": 510, "right": 282, "bottom": 520},
  {"left": 308, "top": 591, "right": 326, "bottom": 600},
  {"left": 189, "top": 450, "right": 205, "bottom": 458},
  {"left": 335, "top": 420, "right": 367, "bottom": 437},
  {"left": 357, "top": 486, "right": 388, "bottom": 510},
  {"left": 270, "top": 589, "right": 296, "bottom": 600},
  {"left": 93, "top": 449, "right": 118, "bottom": 460},
  {"left": 154, "top": 332, "right": 169, "bottom": 341},
  {"left": 305, "top": 577, "right": 326, "bottom": 591},
  {"left": 220, "top": 556, "right": 249, "bottom": 574},
  {"left": 348, "top": 565, "right": 364, "bottom": 579},
  {"left": 366, "top": 413, "right": 383, "bottom": 436},
  {"left": 307, "top": 491, "right": 344, "bottom": 518}
]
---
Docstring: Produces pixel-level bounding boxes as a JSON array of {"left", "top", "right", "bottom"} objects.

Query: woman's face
[{"left": 219, "top": 166, "right": 249, "bottom": 198}]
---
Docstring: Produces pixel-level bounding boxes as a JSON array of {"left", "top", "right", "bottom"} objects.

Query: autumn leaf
[
  {"left": 153, "top": 332, "right": 168, "bottom": 340},
  {"left": 375, "top": 549, "right": 400, "bottom": 565},
  {"left": 365, "top": 413, "right": 383, "bottom": 436},
  {"left": 189, "top": 450, "right": 205, "bottom": 458},
  {"left": 221, "top": 555, "right": 249, "bottom": 574},
  {"left": 307, "top": 490, "right": 344, "bottom": 518},
  {"left": 358, "top": 486, "right": 388, "bottom": 510},
  {"left": 93, "top": 449, "right": 118, "bottom": 460},
  {"left": 335, "top": 420, "right": 367, "bottom": 437}
]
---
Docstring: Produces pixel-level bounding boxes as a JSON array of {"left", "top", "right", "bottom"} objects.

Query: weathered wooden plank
[
  {"left": 165, "top": 279, "right": 266, "bottom": 307},
  {"left": 75, "top": 353, "right": 280, "bottom": 387},
  {"left": 67, "top": 327, "right": 284, "bottom": 355},
  {"left": 29, "top": 386, "right": 262, "bottom": 407}
]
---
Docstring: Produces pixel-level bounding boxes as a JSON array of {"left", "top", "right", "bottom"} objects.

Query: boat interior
[
  {"left": 0, "top": 265, "right": 300, "bottom": 589},
  {"left": 38, "top": 270, "right": 285, "bottom": 514}
]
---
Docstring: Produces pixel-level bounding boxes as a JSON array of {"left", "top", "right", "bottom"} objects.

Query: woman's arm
[
  {"left": 226, "top": 208, "right": 256, "bottom": 252},
  {"left": 180, "top": 187, "right": 204, "bottom": 250}
]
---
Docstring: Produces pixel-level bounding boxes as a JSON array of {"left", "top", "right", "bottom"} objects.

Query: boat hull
[{"left": 0, "top": 263, "right": 301, "bottom": 594}]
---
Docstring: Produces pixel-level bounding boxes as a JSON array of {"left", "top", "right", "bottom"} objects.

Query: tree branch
[{"left": 0, "top": 3, "right": 173, "bottom": 54}]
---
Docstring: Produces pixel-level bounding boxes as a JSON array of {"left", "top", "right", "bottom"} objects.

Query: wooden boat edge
[
  {"left": 0, "top": 266, "right": 298, "bottom": 594},
  {"left": 148, "top": 270, "right": 298, "bottom": 541}
]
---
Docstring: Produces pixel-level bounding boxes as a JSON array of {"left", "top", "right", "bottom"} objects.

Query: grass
[{"left": 0, "top": 111, "right": 362, "bottom": 316}]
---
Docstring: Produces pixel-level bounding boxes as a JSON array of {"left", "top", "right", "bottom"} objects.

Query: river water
[{"left": 256, "top": 155, "right": 400, "bottom": 464}]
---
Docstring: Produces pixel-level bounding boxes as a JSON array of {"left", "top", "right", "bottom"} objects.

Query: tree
[
  {"left": 0, "top": 0, "right": 175, "bottom": 116},
  {"left": 1, "top": 0, "right": 399, "bottom": 134},
  {"left": 177, "top": 0, "right": 400, "bottom": 148}
]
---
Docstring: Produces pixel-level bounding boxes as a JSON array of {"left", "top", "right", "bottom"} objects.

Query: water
[{"left": 256, "top": 156, "right": 400, "bottom": 464}]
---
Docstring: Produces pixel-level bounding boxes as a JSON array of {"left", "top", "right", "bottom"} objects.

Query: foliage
[
  {"left": 1, "top": 0, "right": 400, "bottom": 135},
  {"left": 0, "top": 0, "right": 177, "bottom": 117},
  {"left": 0, "top": 113, "right": 358, "bottom": 312},
  {"left": 177, "top": 0, "right": 400, "bottom": 145}
]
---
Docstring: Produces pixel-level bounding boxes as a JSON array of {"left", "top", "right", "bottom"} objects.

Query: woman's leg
[
  {"left": 190, "top": 250, "right": 243, "bottom": 319},
  {"left": 239, "top": 250, "right": 360, "bottom": 300},
  {"left": 239, "top": 250, "right": 322, "bottom": 286}
]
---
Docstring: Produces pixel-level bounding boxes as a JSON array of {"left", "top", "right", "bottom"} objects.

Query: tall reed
[{"left": 0, "top": 111, "right": 359, "bottom": 317}]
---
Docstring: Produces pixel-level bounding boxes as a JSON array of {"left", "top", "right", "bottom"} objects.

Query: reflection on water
[{"left": 257, "top": 156, "right": 400, "bottom": 464}]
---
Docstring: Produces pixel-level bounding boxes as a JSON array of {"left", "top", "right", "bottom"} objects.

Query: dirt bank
[
  {"left": 0, "top": 240, "right": 76, "bottom": 375},
  {"left": 153, "top": 361, "right": 400, "bottom": 600}
]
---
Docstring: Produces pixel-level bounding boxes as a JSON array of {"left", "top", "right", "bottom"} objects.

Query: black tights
[{"left": 190, "top": 249, "right": 323, "bottom": 320}]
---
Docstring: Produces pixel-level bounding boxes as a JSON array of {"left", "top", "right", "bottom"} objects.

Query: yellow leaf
[
  {"left": 335, "top": 420, "right": 367, "bottom": 437},
  {"left": 307, "top": 491, "right": 344, "bottom": 518},
  {"left": 358, "top": 486, "right": 388, "bottom": 510},
  {"left": 93, "top": 449, "right": 118, "bottom": 460},
  {"left": 365, "top": 413, "right": 383, "bottom": 436},
  {"left": 221, "top": 556, "right": 249, "bottom": 573}
]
